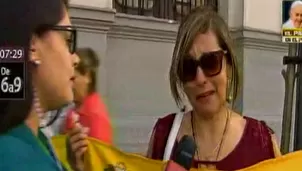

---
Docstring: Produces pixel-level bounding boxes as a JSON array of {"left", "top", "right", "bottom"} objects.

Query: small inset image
[
  {"left": 282, "top": 0, "right": 302, "bottom": 43},
  {"left": 282, "top": 0, "right": 302, "bottom": 29}
]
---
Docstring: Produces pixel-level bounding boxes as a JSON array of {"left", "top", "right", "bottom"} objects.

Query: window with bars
[{"left": 113, "top": 0, "right": 218, "bottom": 21}]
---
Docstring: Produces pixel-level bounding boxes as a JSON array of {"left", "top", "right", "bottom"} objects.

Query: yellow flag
[
  {"left": 51, "top": 135, "right": 302, "bottom": 171},
  {"left": 52, "top": 136, "right": 166, "bottom": 171}
]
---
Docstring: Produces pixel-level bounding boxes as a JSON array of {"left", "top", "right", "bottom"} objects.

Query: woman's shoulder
[
  {"left": 241, "top": 115, "right": 276, "bottom": 153},
  {"left": 83, "top": 92, "right": 102, "bottom": 106},
  {"left": 154, "top": 111, "right": 192, "bottom": 131},
  {"left": 80, "top": 92, "right": 109, "bottom": 116},
  {"left": 223, "top": 114, "right": 276, "bottom": 162},
  {"left": 0, "top": 134, "right": 27, "bottom": 150},
  {"left": 157, "top": 113, "right": 177, "bottom": 123},
  {"left": 148, "top": 113, "right": 177, "bottom": 159},
  {"left": 243, "top": 116, "right": 275, "bottom": 135},
  {"left": 0, "top": 135, "right": 34, "bottom": 166},
  {"left": 0, "top": 134, "right": 59, "bottom": 171},
  {"left": 152, "top": 113, "right": 179, "bottom": 138},
  {"left": 154, "top": 113, "right": 177, "bottom": 130},
  {"left": 152, "top": 112, "right": 187, "bottom": 143}
]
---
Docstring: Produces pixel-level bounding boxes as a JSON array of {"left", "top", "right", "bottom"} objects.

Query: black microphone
[{"left": 173, "top": 135, "right": 197, "bottom": 170}]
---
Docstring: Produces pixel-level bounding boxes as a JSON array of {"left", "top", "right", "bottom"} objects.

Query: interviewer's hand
[{"left": 66, "top": 113, "right": 89, "bottom": 171}]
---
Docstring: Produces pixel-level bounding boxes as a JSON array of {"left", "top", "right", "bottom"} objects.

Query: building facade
[{"left": 69, "top": 0, "right": 289, "bottom": 153}]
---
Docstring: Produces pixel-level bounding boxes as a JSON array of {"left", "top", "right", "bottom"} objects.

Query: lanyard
[{"left": 36, "top": 136, "right": 51, "bottom": 156}]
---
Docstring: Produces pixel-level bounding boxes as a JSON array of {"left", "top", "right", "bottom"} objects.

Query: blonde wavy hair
[{"left": 169, "top": 6, "right": 240, "bottom": 109}]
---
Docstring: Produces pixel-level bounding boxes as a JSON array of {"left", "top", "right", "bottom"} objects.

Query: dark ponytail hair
[{"left": 0, "top": 0, "right": 69, "bottom": 134}]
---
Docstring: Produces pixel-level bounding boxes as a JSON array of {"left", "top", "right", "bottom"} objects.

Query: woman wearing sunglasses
[
  {"left": 146, "top": 7, "right": 281, "bottom": 170},
  {"left": 0, "top": 0, "right": 79, "bottom": 170}
]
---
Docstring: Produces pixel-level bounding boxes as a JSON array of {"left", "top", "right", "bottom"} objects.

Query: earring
[
  {"left": 33, "top": 60, "right": 41, "bottom": 65},
  {"left": 30, "top": 48, "right": 40, "bottom": 65},
  {"left": 226, "top": 78, "right": 232, "bottom": 102},
  {"left": 227, "top": 94, "right": 233, "bottom": 102},
  {"left": 181, "top": 106, "right": 186, "bottom": 112}
]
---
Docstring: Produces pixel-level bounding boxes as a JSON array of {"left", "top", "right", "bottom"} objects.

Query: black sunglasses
[
  {"left": 179, "top": 50, "right": 226, "bottom": 82},
  {"left": 35, "top": 25, "right": 77, "bottom": 54}
]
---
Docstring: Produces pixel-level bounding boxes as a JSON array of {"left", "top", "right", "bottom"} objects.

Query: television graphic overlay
[
  {"left": 282, "top": 0, "right": 302, "bottom": 43},
  {"left": 0, "top": 47, "right": 25, "bottom": 100}
]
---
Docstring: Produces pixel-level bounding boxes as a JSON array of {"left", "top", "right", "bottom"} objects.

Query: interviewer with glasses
[{"left": 0, "top": 0, "right": 79, "bottom": 170}]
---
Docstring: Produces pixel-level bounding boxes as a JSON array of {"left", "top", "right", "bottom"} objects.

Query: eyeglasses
[
  {"left": 35, "top": 25, "right": 77, "bottom": 54},
  {"left": 49, "top": 25, "right": 77, "bottom": 54},
  {"left": 179, "top": 50, "right": 226, "bottom": 82}
]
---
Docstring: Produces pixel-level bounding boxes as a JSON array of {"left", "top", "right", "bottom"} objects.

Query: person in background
[
  {"left": 64, "top": 48, "right": 112, "bottom": 143},
  {"left": 283, "top": 0, "right": 302, "bottom": 29},
  {"left": 0, "top": 0, "right": 79, "bottom": 170},
  {"left": 146, "top": 7, "right": 281, "bottom": 170},
  {"left": 40, "top": 48, "right": 112, "bottom": 145},
  {"left": 64, "top": 48, "right": 113, "bottom": 171}
]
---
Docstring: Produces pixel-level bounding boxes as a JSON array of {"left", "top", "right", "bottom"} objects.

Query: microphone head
[{"left": 173, "top": 135, "right": 196, "bottom": 170}]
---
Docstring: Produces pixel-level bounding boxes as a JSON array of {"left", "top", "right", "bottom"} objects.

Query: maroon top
[{"left": 149, "top": 113, "right": 276, "bottom": 171}]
